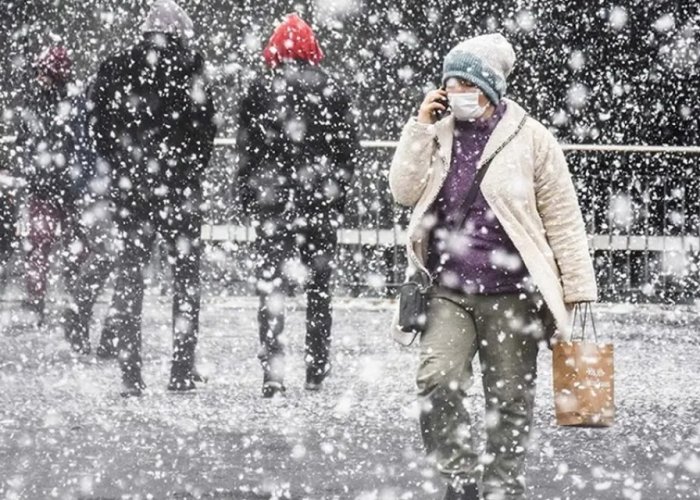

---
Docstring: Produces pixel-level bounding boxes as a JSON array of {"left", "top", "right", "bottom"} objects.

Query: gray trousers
[{"left": 417, "top": 288, "right": 546, "bottom": 500}]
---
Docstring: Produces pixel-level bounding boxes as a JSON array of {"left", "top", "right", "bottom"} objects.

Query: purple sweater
[{"left": 427, "top": 102, "right": 532, "bottom": 294}]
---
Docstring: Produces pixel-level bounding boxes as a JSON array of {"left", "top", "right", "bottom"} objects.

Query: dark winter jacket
[
  {"left": 91, "top": 33, "right": 217, "bottom": 220},
  {"left": 237, "top": 62, "right": 357, "bottom": 219},
  {"left": 69, "top": 89, "right": 98, "bottom": 202},
  {"left": 15, "top": 83, "right": 93, "bottom": 206}
]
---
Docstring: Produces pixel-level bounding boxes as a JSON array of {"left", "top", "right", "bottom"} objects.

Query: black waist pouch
[{"left": 398, "top": 270, "right": 431, "bottom": 335}]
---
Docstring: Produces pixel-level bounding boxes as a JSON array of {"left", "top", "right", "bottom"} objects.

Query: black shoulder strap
[{"left": 451, "top": 115, "right": 528, "bottom": 230}]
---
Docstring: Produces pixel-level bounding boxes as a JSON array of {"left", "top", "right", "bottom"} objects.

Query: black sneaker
[
  {"left": 190, "top": 367, "right": 208, "bottom": 384},
  {"left": 304, "top": 365, "right": 331, "bottom": 391},
  {"left": 444, "top": 482, "right": 479, "bottom": 500},
  {"left": 167, "top": 375, "right": 196, "bottom": 392},
  {"left": 262, "top": 380, "right": 286, "bottom": 398},
  {"left": 120, "top": 374, "right": 146, "bottom": 398},
  {"left": 96, "top": 342, "right": 118, "bottom": 360},
  {"left": 62, "top": 309, "right": 91, "bottom": 355},
  {"left": 262, "top": 370, "right": 286, "bottom": 398},
  {"left": 96, "top": 331, "right": 119, "bottom": 360},
  {"left": 23, "top": 298, "right": 46, "bottom": 326},
  {"left": 167, "top": 362, "right": 202, "bottom": 392},
  {"left": 70, "top": 336, "right": 91, "bottom": 356}
]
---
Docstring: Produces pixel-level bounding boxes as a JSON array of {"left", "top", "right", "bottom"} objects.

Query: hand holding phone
[
  {"left": 433, "top": 85, "right": 450, "bottom": 121},
  {"left": 417, "top": 88, "right": 449, "bottom": 124}
]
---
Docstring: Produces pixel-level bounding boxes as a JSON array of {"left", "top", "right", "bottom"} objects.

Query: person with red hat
[
  {"left": 237, "top": 13, "right": 358, "bottom": 398},
  {"left": 262, "top": 13, "right": 326, "bottom": 68},
  {"left": 15, "top": 46, "right": 93, "bottom": 326}
]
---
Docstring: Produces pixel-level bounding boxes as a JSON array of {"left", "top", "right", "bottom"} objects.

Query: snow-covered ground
[{"left": 1, "top": 292, "right": 699, "bottom": 499}]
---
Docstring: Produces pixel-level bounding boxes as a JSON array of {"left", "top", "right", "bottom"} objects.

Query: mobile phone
[{"left": 433, "top": 85, "right": 450, "bottom": 121}]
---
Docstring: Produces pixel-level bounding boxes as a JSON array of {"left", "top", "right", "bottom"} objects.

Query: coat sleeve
[
  {"left": 13, "top": 105, "right": 42, "bottom": 191},
  {"left": 534, "top": 128, "right": 598, "bottom": 303},
  {"left": 13, "top": 113, "right": 33, "bottom": 181},
  {"left": 388, "top": 117, "right": 436, "bottom": 207},
  {"left": 187, "top": 60, "right": 217, "bottom": 175},
  {"left": 327, "top": 87, "right": 358, "bottom": 214},
  {"left": 235, "top": 82, "right": 266, "bottom": 211},
  {"left": 90, "top": 60, "right": 118, "bottom": 161},
  {"left": 67, "top": 94, "right": 97, "bottom": 201}
]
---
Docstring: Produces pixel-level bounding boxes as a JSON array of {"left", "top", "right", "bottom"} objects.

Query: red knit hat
[
  {"left": 263, "top": 14, "right": 325, "bottom": 68},
  {"left": 35, "top": 46, "right": 72, "bottom": 83}
]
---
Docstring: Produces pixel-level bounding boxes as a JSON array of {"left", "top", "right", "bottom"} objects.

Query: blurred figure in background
[
  {"left": 237, "top": 13, "right": 358, "bottom": 397},
  {"left": 88, "top": 0, "right": 216, "bottom": 396},
  {"left": 61, "top": 79, "right": 122, "bottom": 357},
  {"left": 15, "top": 46, "right": 93, "bottom": 325},
  {"left": 0, "top": 163, "right": 20, "bottom": 294}
]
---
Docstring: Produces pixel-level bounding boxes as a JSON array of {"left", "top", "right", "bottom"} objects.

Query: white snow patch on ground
[{"left": 1, "top": 293, "right": 699, "bottom": 499}]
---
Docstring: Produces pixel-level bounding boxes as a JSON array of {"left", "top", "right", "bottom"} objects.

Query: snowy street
[
  {"left": 1, "top": 0, "right": 699, "bottom": 498},
  {"left": 1, "top": 294, "right": 699, "bottom": 500}
]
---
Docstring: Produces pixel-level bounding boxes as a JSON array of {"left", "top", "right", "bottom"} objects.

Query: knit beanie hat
[
  {"left": 442, "top": 34, "right": 516, "bottom": 105},
  {"left": 263, "top": 14, "right": 325, "bottom": 68},
  {"left": 141, "top": 0, "right": 194, "bottom": 39}
]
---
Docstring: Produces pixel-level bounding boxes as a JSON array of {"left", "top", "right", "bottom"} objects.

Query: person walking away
[
  {"left": 389, "top": 34, "right": 598, "bottom": 500},
  {"left": 88, "top": 0, "right": 217, "bottom": 396},
  {"left": 237, "top": 13, "right": 357, "bottom": 397},
  {"left": 15, "top": 46, "right": 91, "bottom": 325},
  {"left": 62, "top": 80, "right": 124, "bottom": 357}
]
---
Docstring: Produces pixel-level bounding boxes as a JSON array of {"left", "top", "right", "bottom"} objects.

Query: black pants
[
  {"left": 256, "top": 213, "right": 337, "bottom": 379},
  {"left": 0, "top": 196, "right": 17, "bottom": 287},
  {"left": 68, "top": 201, "right": 120, "bottom": 346},
  {"left": 111, "top": 212, "right": 202, "bottom": 382}
]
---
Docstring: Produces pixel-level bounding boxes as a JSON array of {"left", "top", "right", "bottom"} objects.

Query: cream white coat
[{"left": 389, "top": 99, "right": 598, "bottom": 345}]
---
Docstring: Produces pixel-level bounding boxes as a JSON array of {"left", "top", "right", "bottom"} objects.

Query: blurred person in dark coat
[
  {"left": 15, "top": 46, "right": 93, "bottom": 324},
  {"left": 237, "top": 13, "right": 358, "bottom": 397},
  {"left": 60, "top": 80, "right": 122, "bottom": 358},
  {"left": 85, "top": 0, "right": 217, "bottom": 396}
]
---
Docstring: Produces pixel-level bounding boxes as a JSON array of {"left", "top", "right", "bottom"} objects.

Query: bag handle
[
  {"left": 571, "top": 302, "right": 599, "bottom": 343},
  {"left": 450, "top": 115, "right": 528, "bottom": 231}
]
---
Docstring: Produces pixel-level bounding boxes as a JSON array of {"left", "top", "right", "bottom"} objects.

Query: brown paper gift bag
[{"left": 553, "top": 303, "right": 614, "bottom": 427}]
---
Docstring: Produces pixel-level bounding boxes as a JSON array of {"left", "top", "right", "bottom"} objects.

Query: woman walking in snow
[{"left": 389, "top": 34, "right": 597, "bottom": 500}]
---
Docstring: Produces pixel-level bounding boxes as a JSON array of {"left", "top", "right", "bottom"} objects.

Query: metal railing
[
  {"left": 3, "top": 135, "right": 700, "bottom": 301},
  {"left": 205, "top": 137, "right": 700, "bottom": 301}
]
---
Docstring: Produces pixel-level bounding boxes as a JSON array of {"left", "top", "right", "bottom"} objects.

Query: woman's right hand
[{"left": 417, "top": 89, "right": 448, "bottom": 124}]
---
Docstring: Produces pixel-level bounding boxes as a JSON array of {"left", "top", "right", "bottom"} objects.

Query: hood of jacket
[
  {"left": 263, "top": 14, "right": 324, "bottom": 68},
  {"left": 141, "top": 0, "right": 194, "bottom": 39}
]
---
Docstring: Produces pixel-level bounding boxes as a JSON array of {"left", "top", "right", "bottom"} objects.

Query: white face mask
[{"left": 448, "top": 91, "right": 486, "bottom": 121}]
